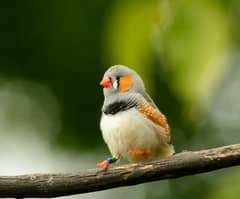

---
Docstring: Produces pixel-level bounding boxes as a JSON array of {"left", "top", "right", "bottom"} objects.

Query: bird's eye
[{"left": 113, "top": 80, "right": 118, "bottom": 89}]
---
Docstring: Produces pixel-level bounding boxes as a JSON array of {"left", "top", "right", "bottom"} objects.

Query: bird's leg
[
  {"left": 97, "top": 154, "right": 120, "bottom": 170},
  {"left": 128, "top": 149, "right": 151, "bottom": 156}
]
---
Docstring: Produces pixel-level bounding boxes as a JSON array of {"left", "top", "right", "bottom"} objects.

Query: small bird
[{"left": 97, "top": 65, "right": 174, "bottom": 169}]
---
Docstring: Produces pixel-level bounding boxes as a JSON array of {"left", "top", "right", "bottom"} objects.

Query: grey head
[
  {"left": 100, "top": 65, "right": 157, "bottom": 113},
  {"left": 100, "top": 65, "right": 145, "bottom": 97}
]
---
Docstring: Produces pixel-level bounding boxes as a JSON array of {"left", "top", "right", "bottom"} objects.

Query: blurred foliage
[
  {"left": 0, "top": 0, "right": 240, "bottom": 199},
  {"left": 207, "top": 168, "right": 240, "bottom": 199},
  {"left": 158, "top": 1, "right": 230, "bottom": 109}
]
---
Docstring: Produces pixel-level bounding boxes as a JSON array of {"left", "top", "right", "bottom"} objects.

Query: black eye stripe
[{"left": 116, "top": 76, "right": 120, "bottom": 88}]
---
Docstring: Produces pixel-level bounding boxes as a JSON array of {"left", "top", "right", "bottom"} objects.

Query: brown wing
[{"left": 137, "top": 101, "right": 171, "bottom": 144}]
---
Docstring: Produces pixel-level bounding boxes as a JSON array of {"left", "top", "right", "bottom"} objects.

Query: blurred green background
[{"left": 0, "top": 0, "right": 240, "bottom": 199}]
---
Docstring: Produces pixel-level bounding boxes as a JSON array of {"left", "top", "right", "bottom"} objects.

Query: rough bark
[{"left": 0, "top": 144, "right": 240, "bottom": 197}]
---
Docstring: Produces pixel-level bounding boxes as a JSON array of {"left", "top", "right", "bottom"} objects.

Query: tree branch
[{"left": 1, "top": 144, "right": 240, "bottom": 197}]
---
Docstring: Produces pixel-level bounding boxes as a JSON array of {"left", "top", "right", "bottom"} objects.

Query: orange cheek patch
[{"left": 118, "top": 76, "right": 133, "bottom": 92}]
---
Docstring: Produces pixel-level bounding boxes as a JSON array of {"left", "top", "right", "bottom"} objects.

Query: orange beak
[{"left": 100, "top": 76, "right": 112, "bottom": 88}]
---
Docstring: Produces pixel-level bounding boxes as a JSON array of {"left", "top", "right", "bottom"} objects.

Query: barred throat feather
[{"left": 102, "top": 100, "right": 138, "bottom": 115}]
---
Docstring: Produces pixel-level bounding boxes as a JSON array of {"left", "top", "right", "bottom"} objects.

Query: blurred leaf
[
  {"left": 158, "top": 0, "right": 230, "bottom": 112},
  {"left": 207, "top": 168, "right": 240, "bottom": 199}
]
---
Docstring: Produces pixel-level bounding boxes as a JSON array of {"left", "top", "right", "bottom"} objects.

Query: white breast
[{"left": 100, "top": 108, "right": 172, "bottom": 162}]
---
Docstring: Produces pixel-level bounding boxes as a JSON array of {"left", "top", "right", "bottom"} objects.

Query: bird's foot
[
  {"left": 128, "top": 149, "right": 151, "bottom": 156},
  {"left": 97, "top": 155, "right": 120, "bottom": 170},
  {"left": 97, "top": 160, "right": 109, "bottom": 170}
]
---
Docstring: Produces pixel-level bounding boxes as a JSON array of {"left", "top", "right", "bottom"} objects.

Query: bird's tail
[{"left": 158, "top": 144, "right": 175, "bottom": 157}]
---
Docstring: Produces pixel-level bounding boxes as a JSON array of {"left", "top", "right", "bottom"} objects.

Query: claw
[{"left": 97, "top": 160, "right": 110, "bottom": 170}]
